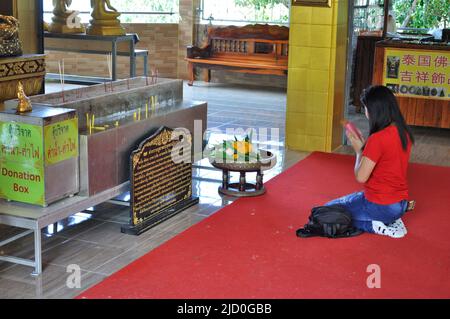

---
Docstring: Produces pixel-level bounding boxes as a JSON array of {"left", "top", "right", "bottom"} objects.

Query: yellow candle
[
  {"left": 91, "top": 114, "right": 95, "bottom": 135},
  {"left": 115, "top": 121, "right": 119, "bottom": 127},
  {"left": 138, "top": 108, "right": 141, "bottom": 121},
  {"left": 133, "top": 112, "right": 137, "bottom": 121},
  {"left": 145, "top": 103, "right": 148, "bottom": 118},
  {"left": 151, "top": 96, "right": 156, "bottom": 112}
]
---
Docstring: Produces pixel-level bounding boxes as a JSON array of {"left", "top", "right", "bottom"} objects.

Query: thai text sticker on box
[{"left": 44, "top": 118, "right": 78, "bottom": 165}]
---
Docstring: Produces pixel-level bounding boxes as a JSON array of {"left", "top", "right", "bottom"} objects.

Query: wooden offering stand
[{"left": 210, "top": 150, "right": 277, "bottom": 197}]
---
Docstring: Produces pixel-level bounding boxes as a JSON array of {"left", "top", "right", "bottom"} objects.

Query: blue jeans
[{"left": 325, "top": 192, "right": 408, "bottom": 233}]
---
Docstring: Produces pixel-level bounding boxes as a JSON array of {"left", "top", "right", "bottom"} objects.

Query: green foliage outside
[
  {"left": 234, "top": 0, "right": 450, "bottom": 28},
  {"left": 113, "top": 0, "right": 179, "bottom": 23},
  {"left": 393, "top": 0, "right": 450, "bottom": 29},
  {"left": 234, "top": 0, "right": 290, "bottom": 10},
  {"left": 234, "top": 0, "right": 290, "bottom": 23}
]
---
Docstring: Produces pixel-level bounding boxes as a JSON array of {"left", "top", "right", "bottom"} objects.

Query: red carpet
[{"left": 78, "top": 152, "right": 450, "bottom": 299}]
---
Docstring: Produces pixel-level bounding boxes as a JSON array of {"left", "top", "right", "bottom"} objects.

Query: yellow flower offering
[{"left": 210, "top": 134, "right": 259, "bottom": 163}]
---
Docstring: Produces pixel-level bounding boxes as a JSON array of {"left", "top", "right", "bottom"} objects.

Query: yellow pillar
[{"left": 286, "top": 0, "right": 348, "bottom": 152}]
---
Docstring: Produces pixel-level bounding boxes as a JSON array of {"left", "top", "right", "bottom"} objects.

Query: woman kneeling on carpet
[{"left": 326, "top": 85, "right": 415, "bottom": 238}]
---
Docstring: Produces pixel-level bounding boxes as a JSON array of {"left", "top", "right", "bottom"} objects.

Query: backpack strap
[{"left": 296, "top": 226, "right": 320, "bottom": 238}]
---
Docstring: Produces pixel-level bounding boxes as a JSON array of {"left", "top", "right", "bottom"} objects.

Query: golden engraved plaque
[{"left": 122, "top": 126, "right": 198, "bottom": 235}]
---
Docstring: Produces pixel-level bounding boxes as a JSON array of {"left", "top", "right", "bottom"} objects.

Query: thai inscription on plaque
[{"left": 121, "top": 126, "right": 198, "bottom": 235}]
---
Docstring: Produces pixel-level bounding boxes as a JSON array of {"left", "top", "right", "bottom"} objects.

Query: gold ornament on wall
[
  {"left": 0, "top": 55, "right": 45, "bottom": 108},
  {"left": 0, "top": 15, "right": 22, "bottom": 57},
  {"left": 86, "top": 0, "right": 126, "bottom": 36}
]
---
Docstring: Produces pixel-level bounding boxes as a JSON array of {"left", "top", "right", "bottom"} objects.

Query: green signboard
[
  {"left": 0, "top": 121, "right": 45, "bottom": 206},
  {"left": 44, "top": 118, "right": 79, "bottom": 165}
]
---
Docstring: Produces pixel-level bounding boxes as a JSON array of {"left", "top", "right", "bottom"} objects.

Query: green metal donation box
[{"left": 0, "top": 105, "right": 79, "bottom": 206}]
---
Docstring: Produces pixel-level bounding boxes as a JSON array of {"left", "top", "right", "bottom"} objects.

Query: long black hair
[{"left": 360, "top": 85, "right": 414, "bottom": 151}]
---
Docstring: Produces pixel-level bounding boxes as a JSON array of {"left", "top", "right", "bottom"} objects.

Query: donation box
[{"left": 0, "top": 105, "right": 79, "bottom": 206}]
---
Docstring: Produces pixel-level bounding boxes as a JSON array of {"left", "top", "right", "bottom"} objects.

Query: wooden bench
[{"left": 186, "top": 24, "right": 289, "bottom": 86}]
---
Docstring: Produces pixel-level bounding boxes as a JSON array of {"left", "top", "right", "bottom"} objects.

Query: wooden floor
[{"left": 0, "top": 81, "right": 448, "bottom": 299}]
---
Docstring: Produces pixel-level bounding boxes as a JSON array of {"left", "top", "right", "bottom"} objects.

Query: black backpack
[{"left": 296, "top": 205, "right": 363, "bottom": 239}]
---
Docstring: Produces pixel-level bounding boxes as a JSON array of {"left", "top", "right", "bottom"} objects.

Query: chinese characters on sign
[{"left": 383, "top": 49, "right": 450, "bottom": 101}]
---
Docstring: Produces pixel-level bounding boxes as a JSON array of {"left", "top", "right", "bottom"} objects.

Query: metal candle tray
[{"left": 6, "top": 77, "right": 207, "bottom": 197}]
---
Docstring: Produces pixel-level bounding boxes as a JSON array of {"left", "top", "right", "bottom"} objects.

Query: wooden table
[
  {"left": 209, "top": 150, "right": 277, "bottom": 197},
  {"left": 44, "top": 32, "right": 148, "bottom": 84}
]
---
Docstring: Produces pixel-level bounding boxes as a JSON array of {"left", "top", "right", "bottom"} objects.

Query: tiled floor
[{"left": 0, "top": 81, "right": 449, "bottom": 299}]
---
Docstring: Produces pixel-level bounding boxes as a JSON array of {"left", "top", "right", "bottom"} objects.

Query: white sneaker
[
  {"left": 388, "top": 218, "right": 407, "bottom": 235},
  {"left": 372, "top": 221, "right": 406, "bottom": 238}
]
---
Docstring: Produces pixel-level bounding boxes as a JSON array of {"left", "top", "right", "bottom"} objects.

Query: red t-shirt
[{"left": 362, "top": 125, "right": 412, "bottom": 205}]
